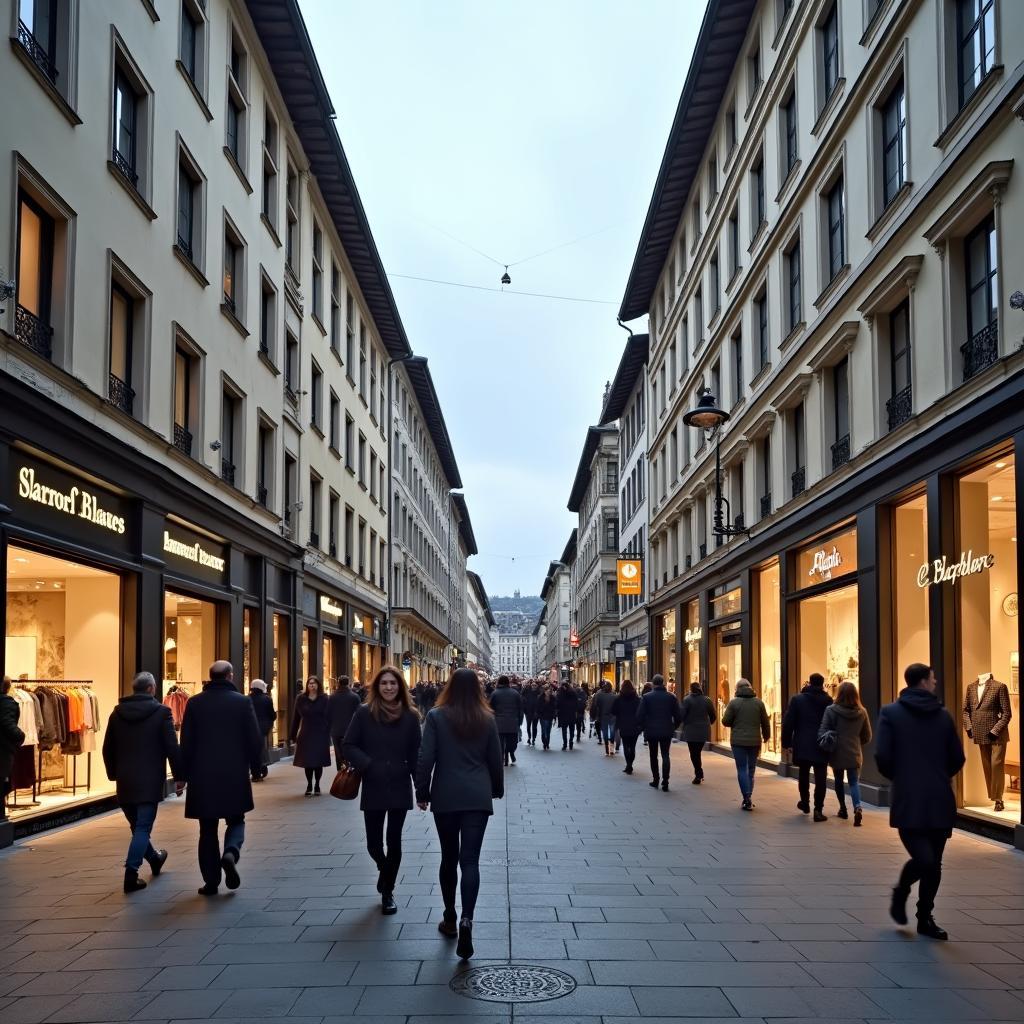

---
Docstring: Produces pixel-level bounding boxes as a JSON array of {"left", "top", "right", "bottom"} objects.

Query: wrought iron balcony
[
  {"left": 256, "top": 484, "right": 268, "bottom": 507},
  {"left": 16, "top": 304, "right": 53, "bottom": 360},
  {"left": 284, "top": 382, "right": 298, "bottom": 408},
  {"left": 108, "top": 373, "right": 135, "bottom": 416},
  {"left": 173, "top": 422, "right": 193, "bottom": 456},
  {"left": 760, "top": 492, "right": 772, "bottom": 519},
  {"left": 699, "top": 542, "right": 707, "bottom": 560},
  {"left": 111, "top": 147, "right": 138, "bottom": 189},
  {"left": 961, "top": 321, "right": 998, "bottom": 381},
  {"left": 18, "top": 21, "right": 58, "bottom": 83},
  {"left": 831, "top": 433, "right": 850, "bottom": 471},
  {"left": 886, "top": 384, "right": 912, "bottom": 431},
  {"left": 791, "top": 466, "right": 806, "bottom": 498},
  {"left": 258, "top": 335, "right": 270, "bottom": 357},
  {"left": 220, "top": 458, "right": 235, "bottom": 486}
]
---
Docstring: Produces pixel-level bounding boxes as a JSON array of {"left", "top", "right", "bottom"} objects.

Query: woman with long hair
[
  {"left": 611, "top": 680, "right": 641, "bottom": 773},
  {"left": 818, "top": 680, "right": 872, "bottom": 826},
  {"left": 415, "top": 667, "right": 503, "bottom": 960},
  {"left": 289, "top": 676, "right": 331, "bottom": 796},
  {"left": 537, "top": 685, "right": 557, "bottom": 750},
  {"left": 343, "top": 666, "right": 421, "bottom": 915},
  {"left": 556, "top": 682, "right": 578, "bottom": 751}
]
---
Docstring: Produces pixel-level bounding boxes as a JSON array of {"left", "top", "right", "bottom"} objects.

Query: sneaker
[
  {"left": 649, "top": 780, "right": 659, "bottom": 788},
  {"left": 854, "top": 808, "right": 863, "bottom": 827},
  {"left": 456, "top": 918, "right": 474, "bottom": 960},
  {"left": 916, "top": 916, "right": 948, "bottom": 941},
  {"left": 813, "top": 809, "right": 827, "bottom": 822},
  {"left": 438, "top": 910, "right": 458, "bottom": 937},
  {"left": 123, "top": 869, "right": 147, "bottom": 894},
  {"left": 692, "top": 776, "right": 701, "bottom": 785},
  {"left": 221, "top": 851, "right": 241, "bottom": 891},
  {"left": 661, "top": 780, "right": 669, "bottom": 792},
  {"left": 837, "top": 806, "right": 849, "bottom": 820},
  {"left": 741, "top": 799, "right": 753, "bottom": 811},
  {"left": 381, "top": 892, "right": 397, "bottom": 916},
  {"left": 147, "top": 849, "right": 168, "bottom": 876},
  {"left": 890, "top": 886, "right": 909, "bottom": 926},
  {"left": 797, "top": 799, "right": 810, "bottom": 814},
  {"left": 304, "top": 788, "right": 312, "bottom": 798}
]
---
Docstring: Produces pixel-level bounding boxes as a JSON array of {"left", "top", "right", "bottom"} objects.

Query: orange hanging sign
[{"left": 617, "top": 558, "right": 642, "bottom": 595}]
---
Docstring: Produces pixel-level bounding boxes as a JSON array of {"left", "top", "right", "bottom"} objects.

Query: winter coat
[
  {"left": 342, "top": 704, "right": 421, "bottom": 811},
  {"left": 289, "top": 694, "right": 332, "bottom": 769},
  {"left": 556, "top": 689, "right": 578, "bottom": 728},
  {"left": 782, "top": 685, "right": 833, "bottom": 765},
  {"left": 102, "top": 695, "right": 181, "bottom": 806},
  {"left": 592, "top": 690, "right": 618, "bottom": 723},
  {"left": 250, "top": 691, "right": 276, "bottom": 737},
  {"left": 0, "top": 692, "right": 26, "bottom": 781},
  {"left": 179, "top": 679, "right": 263, "bottom": 820},
  {"left": 819, "top": 703, "right": 872, "bottom": 771},
  {"left": 538, "top": 694, "right": 557, "bottom": 722},
  {"left": 722, "top": 683, "right": 770, "bottom": 747},
  {"left": 875, "top": 686, "right": 965, "bottom": 832},
  {"left": 415, "top": 707, "right": 504, "bottom": 814},
  {"left": 576, "top": 689, "right": 589, "bottom": 718},
  {"left": 635, "top": 687, "right": 683, "bottom": 741},
  {"left": 522, "top": 688, "right": 540, "bottom": 719},
  {"left": 681, "top": 692, "right": 716, "bottom": 744},
  {"left": 490, "top": 685, "right": 524, "bottom": 734},
  {"left": 610, "top": 692, "right": 641, "bottom": 737},
  {"left": 327, "top": 687, "right": 361, "bottom": 739}
]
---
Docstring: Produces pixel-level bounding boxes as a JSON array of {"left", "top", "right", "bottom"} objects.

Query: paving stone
[
  {"left": 630, "top": 986, "right": 737, "bottom": 1017},
  {"left": 210, "top": 987, "right": 302, "bottom": 1017},
  {"left": 208, "top": 962, "right": 357, "bottom": 988},
  {"left": 0, "top": 994, "right": 77, "bottom": 1024},
  {"left": 45, "top": 991, "right": 160, "bottom": 1022}
]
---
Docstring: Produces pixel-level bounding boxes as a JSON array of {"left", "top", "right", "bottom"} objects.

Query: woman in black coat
[
  {"left": 556, "top": 683, "right": 578, "bottom": 750},
  {"left": 249, "top": 680, "right": 276, "bottom": 782},
  {"left": 680, "top": 682, "right": 716, "bottom": 784},
  {"left": 611, "top": 680, "right": 642, "bottom": 774},
  {"left": 343, "top": 666, "right": 421, "bottom": 915},
  {"left": 522, "top": 684, "right": 540, "bottom": 746},
  {"left": 290, "top": 677, "right": 331, "bottom": 796},
  {"left": 537, "top": 687, "right": 557, "bottom": 750}
]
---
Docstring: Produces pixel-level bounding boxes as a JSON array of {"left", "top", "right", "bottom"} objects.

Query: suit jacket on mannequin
[{"left": 962, "top": 677, "right": 1012, "bottom": 745}]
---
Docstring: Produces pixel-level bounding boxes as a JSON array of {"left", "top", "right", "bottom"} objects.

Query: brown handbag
[{"left": 329, "top": 762, "right": 361, "bottom": 800}]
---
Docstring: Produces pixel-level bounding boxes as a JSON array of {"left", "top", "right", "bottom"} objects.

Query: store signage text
[
  {"left": 163, "top": 531, "right": 225, "bottom": 572},
  {"left": 684, "top": 626, "right": 703, "bottom": 646},
  {"left": 17, "top": 466, "right": 126, "bottom": 534},
  {"left": 320, "top": 596, "right": 343, "bottom": 618},
  {"left": 917, "top": 550, "right": 994, "bottom": 588},
  {"left": 808, "top": 546, "right": 843, "bottom": 580}
]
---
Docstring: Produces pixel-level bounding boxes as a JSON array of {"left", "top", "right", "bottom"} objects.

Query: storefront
[
  {"left": 709, "top": 581, "right": 743, "bottom": 743},
  {"left": 350, "top": 607, "right": 382, "bottom": 684},
  {"left": 297, "top": 582, "right": 348, "bottom": 691},
  {"left": 655, "top": 609, "right": 676, "bottom": 684}
]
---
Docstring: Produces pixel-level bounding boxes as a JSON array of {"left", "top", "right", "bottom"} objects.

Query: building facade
[
  {"left": 466, "top": 570, "right": 494, "bottom": 673},
  {"left": 496, "top": 632, "right": 536, "bottom": 677},
  {"left": 621, "top": 0, "right": 1024, "bottom": 847},
  {"left": 539, "top": 533, "right": 576, "bottom": 678}
]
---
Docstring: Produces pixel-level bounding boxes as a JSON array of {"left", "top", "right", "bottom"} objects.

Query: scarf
[{"left": 377, "top": 697, "right": 403, "bottom": 724}]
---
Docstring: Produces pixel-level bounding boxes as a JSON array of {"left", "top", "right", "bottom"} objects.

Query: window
[
  {"left": 832, "top": 356, "right": 850, "bottom": 468},
  {"left": 781, "top": 87, "right": 798, "bottom": 180},
  {"left": 694, "top": 287, "right": 704, "bottom": 345},
  {"left": 345, "top": 414, "right": 354, "bottom": 469},
  {"left": 820, "top": 3, "right": 840, "bottom": 104},
  {"left": 728, "top": 208, "right": 740, "bottom": 280},
  {"left": 881, "top": 81, "right": 906, "bottom": 207},
  {"left": 173, "top": 344, "right": 195, "bottom": 456},
  {"left": 112, "top": 70, "right": 139, "bottom": 187},
  {"left": 330, "top": 263, "right": 341, "bottom": 353},
  {"left": 732, "top": 331, "right": 744, "bottom": 403},
  {"left": 15, "top": 189, "right": 55, "bottom": 359},
  {"left": 328, "top": 491, "right": 339, "bottom": 557},
  {"left": 826, "top": 176, "right": 845, "bottom": 281},
  {"left": 604, "top": 516, "right": 618, "bottom": 552},
  {"left": 284, "top": 332, "right": 298, "bottom": 399},
  {"left": 310, "top": 361, "right": 322, "bottom": 431},
  {"left": 262, "top": 108, "right": 277, "bottom": 227},
  {"left": 691, "top": 199, "right": 701, "bottom": 241},
  {"left": 707, "top": 154, "right": 718, "bottom": 202},
  {"left": 709, "top": 251, "right": 720, "bottom": 317},
  {"left": 175, "top": 148, "right": 204, "bottom": 270},
  {"left": 329, "top": 391, "right": 340, "bottom": 451},
  {"left": 359, "top": 326, "right": 367, "bottom": 398},
  {"left": 956, "top": 0, "right": 995, "bottom": 109},
  {"left": 309, "top": 475, "right": 321, "bottom": 547},
  {"left": 963, "top": 213, "right": 998, "bottom": 379},
  {"left": 370, "top": 346, "right": 378, "bottom": 421},
  {"left": 311, "top": 223, "right": 323, "bottom": 323},
  {"left": 358, "top": 518, "right": 367, "bottom": 576},
  {"left": 785, "top": 238, "right": 802, "bottom": 334},
  {"left": 711, "top": 361, "right": 721, "bottom": 404},
  {"left": 726, "top": 106, "right": 737, "bottom": 155},
  {"left": 370, "top": 451, "right": 378, "bottom": 501},
  {"left": 283, "top": 452, "right": 296, "bottom": 532},
  {"left": 755, "top": 289, "right": 769, "bottom": 371},
  {"left": 259, "top": 273, "right": 275, "bottom": 358},
  {"left": 222, "top": 222, "right": 243, "bottom": 316},
  {"left": 18, "top": 0, "right": 59, "bottom": 83},
  {"left": 108, "top": 283, "right": 135, "bottom": 415},
  {"left": 748, "top": 43, "right": 762, "bottom": 103},
  {"left": 345, "top": 292, "right": 356, "bottom": 371},
  {"left": 358, "top": 432, "right": 367, "bottom": 487},
  {"left": 221, "top": 389, "right": 238, "bottom": 485},
  {"left": 257, "top": 420, "right": 272, "bottom": 506},
  {"left": 791, "top": 401, "right": 806, "bottom": 495},
  {"left": 759, "top": 437, "right": 772, "bottom": 517},
  {"left": 888, "top": 300, "right": 912, "bottom": 429},
  {"left": 225, "top": 32, "right": 247, "bottom": 170},
  {"left": 751, "top": 153, "right": 766, "bottom": 235},
  {"left": 345, "top": 506, "right": 354, "bottom": 567},
  {"left": 179, "top": 0, "right": 205, "bottom": 92},
  {"left": 285, "top": 160, "right": 298, "bottom": 275}
]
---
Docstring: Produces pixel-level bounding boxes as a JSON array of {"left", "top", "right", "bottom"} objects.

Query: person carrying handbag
[{"left": 817, "top": 680, "right": 872, "bottom": 826}]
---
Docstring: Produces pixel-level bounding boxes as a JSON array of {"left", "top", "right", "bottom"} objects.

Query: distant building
[
  {"left": 466, "top": 571, "right": 495, "bottom": 674},
  {"left": 496, "top": 633, "right": 536, "bottom": 677}
]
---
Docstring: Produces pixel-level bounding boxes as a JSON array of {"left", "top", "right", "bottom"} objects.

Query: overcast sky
[{"left": 302, "top": 1, "right": 701, "bottom": 597}]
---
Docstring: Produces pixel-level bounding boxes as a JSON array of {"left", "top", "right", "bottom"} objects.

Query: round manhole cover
[{"left": 450, "top": 965, "right": 577, "bottom": 1003}]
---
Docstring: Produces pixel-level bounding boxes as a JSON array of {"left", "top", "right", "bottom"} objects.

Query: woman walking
[
  {"left": 416, "top": 667, "right": 503, "bottom": 960},
  {"left": 522, "top": 683, "right": 540, "bottom": 746},
  {"left": 818, "top": 681, "right": 872, "bottom": 826},
  {"left": 289, "top": 677, "right": 331, "bottom": 796},
  {"left": 556, "top": 682, "right": 578, "bottom": 751},
  {"left": 343, "top": 666, "right": 421, "bottom": 915},
  {"left": 681, "top": 683, "right": 716, "bottom": 785},
  {"left": 722, "top": 679, "right": 770, "bottom": 811},
  {"left": 538, "top": 686, "right": 557, "bottom": 750},
  {"left": 611, "top": 680, "right": 641, "bottom": 774},
  {"left": 249, "top": 680, "right": 276, "bottom": 782}
]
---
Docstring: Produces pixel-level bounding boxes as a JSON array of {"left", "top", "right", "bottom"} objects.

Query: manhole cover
[{"left": 450, "top": 965, "right": 577, "bottom": 1003}]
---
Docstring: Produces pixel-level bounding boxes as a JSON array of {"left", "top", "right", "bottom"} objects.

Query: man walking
[
  {"left": 876, "top": 662, "right": 965, "bottom": 940},
  {"left": 635, "top": 674, "right": 682, "bottom": 791},
  {"left": 102, "top": 672, "right": 182, "bottom": 894},
  {"left": 490, "top": 675, "right": 524, "bottom": 766},
  {"left": 179, "top": 661, "right": 263, "bottom": 896},
  {"left": 249, "top": 679, "right": 276, "bottom": 782},
  {"left": 328, "top": 675, "right": 361, "bottom": 769},
  {"left": 782, "top": 672, "right": 833, "bottom": 821}
]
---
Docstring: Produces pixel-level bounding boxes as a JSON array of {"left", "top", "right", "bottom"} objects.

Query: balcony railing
[
  {"left": 220, "top": 458, "right": 235, "bottom": 486},
  {"left": 831, "top": 433, "right": 850, "bottom": 471},
  {"left": 111, "top": 147, "right": 139, "bottom": 189},
  {"left": 16, "top": 304, "right": 53, "bottom": 360},
  {"left": 256, "top": 484, "right": 268, "bottom": 507},
  {"left": 173, "top": 422, "right": 193, "bottom": 456},
  {"left": 791, "top": 466, "right": 806, "bottom": 498},
  {"left": 886, "top": 384, "right": 913, "bottom": 431},
  {"left": 108, "top": 373, "right": 135, "bottom": 416},
  {"left": 284, "top": 382, "right": 299, "bottom": 408},
  {"left": 18, "top": 21, "right": 58, "bottom": 83},
  {"left": 760, "top": 492, "right": 771, "bottom": 519},
  {"left": 961, "top": 321, "right": 998, "bottom": 381}
]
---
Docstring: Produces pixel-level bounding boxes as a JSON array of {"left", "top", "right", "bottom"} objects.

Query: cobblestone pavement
[{"left": 2, "top": 735, "right": 1024, "bottom": 1023}]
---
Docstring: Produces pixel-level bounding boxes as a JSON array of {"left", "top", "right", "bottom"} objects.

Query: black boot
[
  {"left": 221, "top": 850, "right": 241, "bottom": 891},
  {"left": 456, "top": 917, "right": 474, "bottom": 960},
  {"left": 381, "top": 892, "right": 397, "bottom": 915},
  {"left": 917, "top": 916, "right": 948, "bottom": 940},
  {"left": 438, "top": 909, "right": 458, "bottom": 937},
  {"left": 123, "top": 869, "right": 147, "bottom": 894},
  {"left": 890, "top": 886, "right": 909, "bottom": 926},
  {"left": 146, "top": 849, "right": 168, "bottom": 876}
]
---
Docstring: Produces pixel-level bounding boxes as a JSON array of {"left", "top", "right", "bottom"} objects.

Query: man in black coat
[
  {"left": 490, "top": 675, "right": 524, "bottom": 766},
  {"left": 249, "top": 680, "right": 276, "bottom": 782},
  {"left": 782, "top": 673, "right": 833, "bottom": 820},
  {"left": 635, "top": 674, "right": 683, "bottom": 791},
  {"left": 328, "top": 675, "right": 361, "bottom": 769},
  {"left": 102, "top": 672, "right": 182, "bottom": 893},
  {"left": 179, "top": 661, "right": 263, "bottom": 896},
  {"left": 876, "top": 662, "right": 965, "bottom": 940},
  {"left": 0, "top": 676, "right": 25, "bottom": 805}
]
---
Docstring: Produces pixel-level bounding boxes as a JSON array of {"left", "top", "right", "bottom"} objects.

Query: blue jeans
[
  {"left": 601, "top": 719, "right": 616, "bottom": 743},
  {"left": 198, "top": 815, "right": 246, "bottom": 887},
  {"left": 123, "top": 803, "right": 158, "bottom": 872},
  {"left": 834, "top": 767, "right": 862, "bottom": 809},
  {"left": 731, "top": 745, "right": 759, "bottom": 800},
  {"left": 540, "top": 719, "right": 553, "bottom": 746}
]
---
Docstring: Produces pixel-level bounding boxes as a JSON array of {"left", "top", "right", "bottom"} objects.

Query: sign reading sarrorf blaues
[
  {"left": 161, "top": 519, "right": 229, "bottom": 584},
  {"left": 917, "top": 550, "right": 994, "bottom": 588}
]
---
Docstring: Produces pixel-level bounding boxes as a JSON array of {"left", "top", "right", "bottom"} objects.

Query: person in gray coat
[
  {"left": 416, "top": 668, "right": 504, "bottom": 961},
  {"left": 817, "top": 681, "right": 872, "bottom": 826},
  {"left": 680, "top": 682, "right": 716, "bottom": 785},
  {"left": 489, "top": 675, "right": 523, "bottom": 766},
  {"left": 593, "top": 681, "right": 619, "bottom": 756}
]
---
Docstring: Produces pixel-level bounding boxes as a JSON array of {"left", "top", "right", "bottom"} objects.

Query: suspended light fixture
[{"left": 500, "top": 267, "right": 511, "bottom": 285}]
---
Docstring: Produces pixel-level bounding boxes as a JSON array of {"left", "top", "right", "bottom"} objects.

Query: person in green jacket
[{"left": 722, "top": 679, "right": 771, "bottom": 811}]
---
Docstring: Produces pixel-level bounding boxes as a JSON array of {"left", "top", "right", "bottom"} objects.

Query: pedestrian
[
  {"left": 722, "top": 679, "right": 770, "bottom": 811},
  {"left": 538, "top": 686, "right": 557, "bottom": 750},
  {"left": 489, "top": 675, "right": 524, "bottom": 766},
  {"left": 556, "top": 682, "right": 578, "bottom": 750},
  {"left": 876, "top": 663, "right": 965, "bottom": 940},
  {"left": 328, "top": 675, "right": 361, "bottom": 769},
  {"left": 249, "top": 679, "right": 275, "bottom": 782},
  {"left": 593, "top": 681, "right": 618, "bottom": 756},
  {"left": 818, "top": 680, "right": 872, "bottom": 825},
  {"left": 0, "top": 676, "right": 25, "bottom": 807},
  {"left": 611, "top": 680, "right": 641, "bottom": 774},
  {"left": 681, "top": 682, "right": 716, "bottom": 785},
  {"left": 416, "top": 667, "right": 504, "bottom": 961},
  {"left": 342, "top": 665, "right": 422, "bottom": 916},
  {"left": 179, "top": 661, "right": 263, "bottom": 896},
  {"left": 576, "top": 684, "right": 589, "bottom": 741},
  {"left": 635, "top": 673, "right": 682, "bottom": 791},
  {"left": 290, "top": 676, "right": 332, "bottom": 796},
  {"left": 522, "top": 683, "right": 540, "bottom": 746},
  {"left": 782, "top": 672, "right": 833, "bottom": 821}
]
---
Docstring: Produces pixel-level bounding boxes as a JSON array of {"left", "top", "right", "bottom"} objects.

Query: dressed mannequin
[{"left": 962, "top": 672, "right": 1013, "bottom": 811}]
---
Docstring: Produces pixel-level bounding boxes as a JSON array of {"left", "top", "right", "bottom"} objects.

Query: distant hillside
[{"left": 491, "top": 594, "right": 543, "bottom": 635}]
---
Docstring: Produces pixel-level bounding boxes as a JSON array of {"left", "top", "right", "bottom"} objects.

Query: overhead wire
[{"left": 388, "top": 272, "right": 616, "bottom": 305}]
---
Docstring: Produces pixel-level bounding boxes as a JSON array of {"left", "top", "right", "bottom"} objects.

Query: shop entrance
[
  {"left": 711, "top": 621, "right": 742, "bottom": 743},
  {"left": 796, "top": 583, "right": 859, "bottom": 700}
]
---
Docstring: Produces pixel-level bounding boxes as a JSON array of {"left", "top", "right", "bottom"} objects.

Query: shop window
[
  {"left": 164, "top": 590, "right": 221, "bottom": 695},
  {"left": 956, "top": 453, "right": 1018, "bottom": 824},
  {"left": 272, "top": 612, "right": 290, "bottom": 733},
  {"left": 262, "top": 107, "right": 278, "bottom": 229},
  {"left": 962, "top": 213, "right": 998, "bottom": 381},
  {"left": 5, "top": 546, "right": 122, "bottom": 818},
  {"left": 658, "top": 610, "right": 676, "bottom": 680},
  {"left": 712, "top": 620, "right": 742, "bottom": 742},
  {"left": 757, "top": 562, "right": 782, "bottom": 760},
  {"left": 891, "top": 494, "right": 929, "bottom": 703}
]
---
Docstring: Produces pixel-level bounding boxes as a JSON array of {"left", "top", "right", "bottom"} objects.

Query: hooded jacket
[
  {"left": 875, "top": 686, "right": 965, "bottom": 832},
  {"left": 818, "top": 703, "right": 872, "bottom": 771},
  {"left": 592, "top": 689, "right": 618, "bottom": 723},
  {"left": 722, "top": 683, "right": 770, "bottom": 747},
  {"left": 782, "top": 684, "right": 833, "bottom": 765},
  {"left": 680, "top": 692, "right": 716, "bottom": 744},
  {"left": 635, "top": 686, "right": 683, "bottom": 740},
  {"left": 102, "top": 695, "right": 181, "bottom": 805},
  {"left": 489, "top": 683, "right": 524, "bottom": 734}
]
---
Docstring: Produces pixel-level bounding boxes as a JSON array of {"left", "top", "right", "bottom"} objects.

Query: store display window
[
  {"left": 683, "top": 599, "right": 701, "bottom": 691},
  {"left": 272, "top": 612, "right": 290, "bottom": 740},
  {"left": 163, "top": 591, "right": 221, "bottom": 694},
  {"left": 632, "top": 646, "right": 649, "bottom": 687},
  {"left": 956, "top": 454, "right": 1019, "bottom": 825},
  {"left": 5, "top": 546, "right": 122, "bottom": 818},
  {"left": 891, "top": 494, "right": 930, "bottom": 702},
  {"left": 756, "top": 561, "right": 782, "bottom": 761},
  {"left": 711, "top": 620, "right": 742, "bottom": 743},
  {"left": 711, "top": 583, "right": 742, "bottom": 618},
  {"left": 323, "top": 635, "right": 340, "bottom": 686},
  {"left": 796, "top": 583, "right": 859, "bottom": 698},
  {"left": 657, "top": 610, "right": 676, "bottom": 682}
]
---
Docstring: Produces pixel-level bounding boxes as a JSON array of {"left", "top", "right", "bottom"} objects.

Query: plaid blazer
[{"left": 962, "top": 678, "right": 1012, "bottom": 744}]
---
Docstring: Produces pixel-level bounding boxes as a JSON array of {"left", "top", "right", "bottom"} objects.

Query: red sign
[{"left": 569, "top": 628, "right": 580, "bottom": 649}]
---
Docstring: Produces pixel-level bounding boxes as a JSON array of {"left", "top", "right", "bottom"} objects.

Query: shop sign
[
  {"left": 684, "top": 626, "right": 703, "bottom": 648},
  {"left": 616, "top": 558, "right": 642, "bottom": 595},
  {"left": 161, "top": 521, "right": 228, "bottom": 584},
  {"left": 796, "top": 526, "right": 857, "bottom": 588},
  {"left": 320, "top": 595, "right": 343, "bottom": 619},
  {"left": 612, "top": 641, "right": 628, "bottom": 659},
  {"left": 809, "top": 546, "right": 843, "bottom": 580},
  {"left": 916, "top": 550, "right": 995, "bottom": 588},
  {"left": 569, "top": 628, "right": 580, "bottom": 648},
  {"left": 352, "top": 610, "right": 381, "bottom": 640}
]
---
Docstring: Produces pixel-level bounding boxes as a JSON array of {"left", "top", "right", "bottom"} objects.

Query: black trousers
[
  {"left": 304, "top": 767, "right": 324, "bottom": 788},
  {"left": 434, "top": 810, "right": 489, "bottom": 920},
  {"left": 560, "top": 724, "right": 574, "bottom": 748},
  {"left": 897, "top": 828, "right": 948, "bottom": 920},
  {"left": 648, "top": 737, "right": 672, "bottom": 781},
  {"left": 525, "top": 716, "right": 539, "bottom": 742},
  {"left": 620, "top": 734, "right": 638, "bottom": 768},
  {"left": 798, "top": 762, "right": 827, "bottom": 809},
  {"left": 198, "top": 815, "right": 245, "bottom": 887},
  {"left": 575, "top": 716, "right": 584, "bottom": 740},
  {"left": 688, "top": 741, "right": 705, "bottom": 778},
  {"left": 364, "top": 808, "right": 408, "bottom": 893},
  {"left": 500, "top": 732, "right": 518, "bottom": 761}
]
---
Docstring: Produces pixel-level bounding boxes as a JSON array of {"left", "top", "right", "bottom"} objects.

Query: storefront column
[
  {"left": 138, "top": 505, "right": 167, "bottom": 693},
  {"left": 856, "top": 508, "right": 885, "bottom": 803},
  {"left": 1014, "top": 432, "right": 1024, "bottom": 851},
  {"left": 927, "top": 473, "right": 958, "bottom": 709}
]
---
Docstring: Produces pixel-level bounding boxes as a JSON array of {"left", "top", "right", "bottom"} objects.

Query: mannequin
[{"left": 962, "top": 672, "right": 1013, "bottom": 811}]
